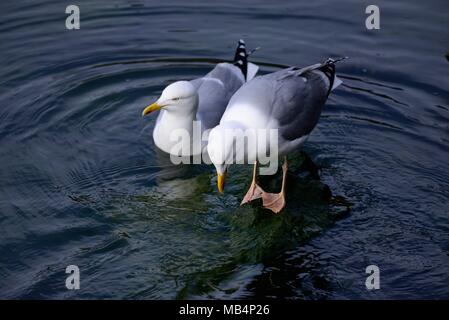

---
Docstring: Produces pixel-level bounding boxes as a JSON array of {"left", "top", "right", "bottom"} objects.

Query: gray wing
[
  {"left": 270, "top": 67, "right": 330, "bottom": 141},
  {"left": 191, "top": 63, "right": 245, "bottom": 129}
]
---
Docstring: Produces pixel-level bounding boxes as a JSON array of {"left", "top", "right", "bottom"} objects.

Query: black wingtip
[
  {"left": 233, "top": 39, "right": 248, "bottom": 80},
  {"left": 319, "top": 56, "right": 347, "bottom": 95},
  {"left": 318, "top": 63, "right": 337, "bottom": 97},
  {"left": 325, "top": 56, "right": 349, "bottom": 65}
]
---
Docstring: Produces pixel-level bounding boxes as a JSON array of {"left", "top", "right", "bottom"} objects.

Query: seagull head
[
  {"left": 142, "top": 81, "right": 198, "bottom": 116},
  {"left": 208, "top": 123, "right": 246, "bottom": 193}
]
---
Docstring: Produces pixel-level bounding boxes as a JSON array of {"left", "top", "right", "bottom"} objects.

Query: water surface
[{"left": 1, "top": 0, "right": 449, "bottom": 299}]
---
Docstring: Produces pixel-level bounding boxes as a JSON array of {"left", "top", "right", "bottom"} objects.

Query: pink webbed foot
[{"left": 241, "top": 158, "right": 289, "bottom": 214}]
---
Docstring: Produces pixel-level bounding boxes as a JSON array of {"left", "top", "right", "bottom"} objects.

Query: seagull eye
[{"left": 172, "top": 97, "right": 181, "bottom": 101}]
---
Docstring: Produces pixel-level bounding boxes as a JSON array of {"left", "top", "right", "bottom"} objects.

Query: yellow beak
[
  {"left": 217, "top": 173, "right": 226, "bottom": 193},
  {"left": 142, "top": 102, "right": 162, "bottom": 116}
]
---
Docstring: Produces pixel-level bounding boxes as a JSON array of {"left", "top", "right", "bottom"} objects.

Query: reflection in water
[{"left": 0, "top": 0, "right": 448, "bottom": 299}]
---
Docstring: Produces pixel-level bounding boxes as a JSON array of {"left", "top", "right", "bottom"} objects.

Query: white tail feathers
[
  {"left": 332, "top": 75, "right": 342, "bottom": 91},
  {"left": 246, "top": 62, "right": 259, "bottom": 82}
]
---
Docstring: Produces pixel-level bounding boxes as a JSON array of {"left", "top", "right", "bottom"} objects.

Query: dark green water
[{"left": 0, "top": 0, "right": 448, "bottom": 299}]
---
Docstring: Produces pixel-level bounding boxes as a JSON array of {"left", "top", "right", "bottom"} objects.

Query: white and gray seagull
[
  {"left": 142, "top": 40, "right": 259, "bottom": 157},
  {"left": 207, "top": 57, "right": 346, "bottom": 213}
]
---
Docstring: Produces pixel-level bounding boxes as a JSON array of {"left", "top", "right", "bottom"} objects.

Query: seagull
[
  {"left": 207, "top": 57, "right": 346, "bottom": 213},
  {"left": 142, "top": 40, "right": 259, "bottom": 157}
]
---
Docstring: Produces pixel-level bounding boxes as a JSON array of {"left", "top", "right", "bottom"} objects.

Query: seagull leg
[
  {"left": 241, "top": 161, "right": 264, "bottom": 205},
  {"left": 261, "top": 157, "right": 288, "bottom": 214}
]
